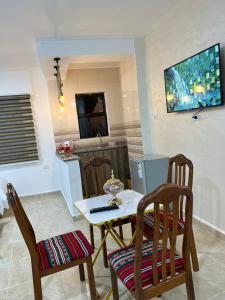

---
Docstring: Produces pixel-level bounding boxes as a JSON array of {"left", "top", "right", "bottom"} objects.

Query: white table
[
  {"left": 75, "top": 190, "right": 154, "bottom": 300},
  {"left": 75, "top": 189, "right": 154, "bottom": 258},
  {"left": 75, "top": 190, "right": 148, "bottom": 226}
]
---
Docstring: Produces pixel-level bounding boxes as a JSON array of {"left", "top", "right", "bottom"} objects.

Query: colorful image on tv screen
[{"left": 165, "top": 44, "right": 222, "bottom": 113}]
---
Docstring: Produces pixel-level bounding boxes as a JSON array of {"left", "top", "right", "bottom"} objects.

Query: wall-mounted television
[{"left": 164, "top": 43, "right": 223, "bottom": 113}]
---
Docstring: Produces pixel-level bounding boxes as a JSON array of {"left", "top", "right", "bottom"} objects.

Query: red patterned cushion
[
  {"left": 108, "top": 240, "right": 184, "bottom": 292},
  {"left": 37, "top": 230, "right": 93, "bottom": 272},
  {"left": 143, "top": 211, "right": 185, "bottom": 238},
  {"left": 130, "top": 211, "right": 185, "bottom": 238}
]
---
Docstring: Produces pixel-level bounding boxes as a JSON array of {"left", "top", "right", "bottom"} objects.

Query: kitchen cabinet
[{"left": 74, "top": 145, "right": 130, "bottom": 197}]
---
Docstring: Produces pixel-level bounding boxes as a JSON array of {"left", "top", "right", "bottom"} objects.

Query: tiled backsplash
[{"left": 54, "top": 120, "right": 143, "bottom": 158}]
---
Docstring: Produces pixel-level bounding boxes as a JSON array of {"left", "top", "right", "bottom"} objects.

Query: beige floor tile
[
  {"left": 6, "top": 281, "right": 34, "bottom": 300},
  {"left": 210, "top": 291, "right": 225, "bottom": 299},
  {"left": 1, "top": 191, "right": 225, "bottom": 299},
  {"left": 8, "top": 257, "right": 32, "bottom": 287},
  {"left": 0, "top": 289, "right": 7, "bottom": 300},
  {"left": 0, "top": 263, "right": 11, "bottom": 290},
  {"left": 0, "top": 243, "right": 12, "bottom": 265},
  {"left": 11, "top": 241, "right": 29, "bottom": 261},
  {"left": 0, "top": 220, "right": 15, "bottom": 246},
  {"left": 42, "top": 274, "right": 65, "bottom": 300}
]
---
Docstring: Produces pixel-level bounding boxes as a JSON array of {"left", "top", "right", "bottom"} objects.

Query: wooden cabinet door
[{"left": 77, "top": 146, "right": 130, "bottom": 197}]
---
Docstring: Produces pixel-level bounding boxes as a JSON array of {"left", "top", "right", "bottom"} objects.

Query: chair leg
[
  {"left": 86, "top": 257, "right": 98, "bottom": 300},
  {"left": 130, "top": 222, "right": 136, "bottom": 244},
  {"left": 79, "top": 264, "right": 85, "bottom": 281},
  {"left": 118, "top": 222, "right": 123, "bottom": 240},
  {"left": 131, "top": 221, "right": 135, "bottom": 236},
  {"left": 110, "top": 263, "right": 119, "bottom": 300},
  {"left": 186, "top": 271, "right": 195, "bottom": 300},
  {"left": 90, "top": 224, "right": 95, "bottom": 249},
  {"left": 190, "top": 229, "right": 199, "bottom": 272},
  {"left": 100, "top": 226, "right": 108, "bottom": 268},
  {"left": 32, "top": 265, "right": 43, "bottom": 300}
]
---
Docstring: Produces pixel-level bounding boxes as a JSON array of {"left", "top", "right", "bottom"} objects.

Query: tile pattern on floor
[{"left": 1, "top": 192, "right": 225, "bottom": 299}]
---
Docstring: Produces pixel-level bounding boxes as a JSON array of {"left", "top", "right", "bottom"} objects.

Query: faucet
[{"left": 96, "top": 133, "right": 103, "bottom": 147}]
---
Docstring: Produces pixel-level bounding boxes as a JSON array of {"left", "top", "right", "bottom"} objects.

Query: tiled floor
[{"left": 1, "top": 192, "right": 225, "bottom": 300}]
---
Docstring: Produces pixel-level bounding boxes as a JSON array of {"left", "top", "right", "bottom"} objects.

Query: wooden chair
[
  {"left": 7, "top": 183, "right": 97, "bottom": 300},
  {"left": 108, "top": 183, "right": 195, "bottom": 299},
  {"left": 132, "top": 154, "right": 199, "bottom": 272},
  {"left": 82, "top": 157, "right": 133, "bottom": 268}
]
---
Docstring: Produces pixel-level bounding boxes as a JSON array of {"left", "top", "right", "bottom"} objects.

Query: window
[
  {"left": 75, "top": 92, "right": 109, "bottom": 139},
  {"left": 0, "top": 94, "right": 39, "bottom": 165}
]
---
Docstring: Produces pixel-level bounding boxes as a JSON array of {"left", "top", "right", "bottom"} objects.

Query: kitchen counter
[
  {"left": 56, "top": 143, "right": 127, "bottom": 162},
  {"left": 55, "top": 142, "right": 130, "bottom": 208},
  {"left": 73, "top": 142, "right": 127, "bottom": 154},
  {"left": 56, "top": 152, "right": 80, "bottom": 162},
  {"left": 55, "top": 154, "right": 83, "bottom": 217}
]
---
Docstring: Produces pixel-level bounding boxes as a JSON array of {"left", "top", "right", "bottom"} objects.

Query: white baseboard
[
  {"left": 193, "top": 214, "right": 225, "bottom": 240},
  {"left": 20, "top": 189, "right": 60, "bottom": 198},
  {"left": 59, "top": 189, "right": 80, "bottom": 218}
]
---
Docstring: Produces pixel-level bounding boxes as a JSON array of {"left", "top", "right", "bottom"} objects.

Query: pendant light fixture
[{"left": 53, "top": 57, "right": 64, "bottom": 112}]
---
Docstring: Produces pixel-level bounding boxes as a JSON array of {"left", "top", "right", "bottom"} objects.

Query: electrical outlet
[{"left": 192, "top": 114, "right": 200, "bottom": 121}]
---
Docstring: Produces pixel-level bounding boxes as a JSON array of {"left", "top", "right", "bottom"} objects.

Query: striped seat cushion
[
  {"left": 108, "top": 240, "right": 184, "bottom": 292},
  {"left": 37, "top": 230, "right": 93, "bottom": 272},
  {"left": 143, "top": 211, "right": 185, "bottom": 238}
]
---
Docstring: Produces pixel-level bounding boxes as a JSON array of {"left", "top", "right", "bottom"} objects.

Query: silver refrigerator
[{"left": 130, "top": 154, "right": 169, "bottom": 195}]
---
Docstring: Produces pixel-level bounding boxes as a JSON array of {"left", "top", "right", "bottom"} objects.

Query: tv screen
[{"left": 164, "top": 44, "right": 223, "bottom": 113}]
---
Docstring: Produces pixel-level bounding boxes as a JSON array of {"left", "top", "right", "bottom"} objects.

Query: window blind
[{"left": 0, "top": 94, "right": 39, "bottom": 165}]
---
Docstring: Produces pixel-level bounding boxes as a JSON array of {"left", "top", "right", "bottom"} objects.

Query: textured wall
[
  {"left": 48, "top": 65, "right": 144, "bottom": 157},
  {"left": 48, "top": 67, "right": 125, "bottom": 146},
  {"left": 145, "top": 0, "right": 225, "bottom": 233},
  {"left": 119, "top": 59, "right": 143, "bottom": 157},
  {"left": 0, "top": 71, "right": 57, "bottom": 196}
]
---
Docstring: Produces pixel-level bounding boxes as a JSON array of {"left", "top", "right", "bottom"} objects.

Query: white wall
[
  {"left": 48, "top": 67, "right": 124, "bottom": 135},
  {"left": 39, "top": 37, "right": 149, "bottom": 144},
  {"left": 38, "top": 38, "right": 135, "bottom": 59},
  {"left": 0, "top": 37, "right": 147, "bottom": 197},
  {"left": 145, "top": 0, "right": 225, "bottom": 234},
  {"left": 0, "top": 71, "right": 58, "bottom": 196},
  {"left": 120, "top": 59, "right": 139, "bottom": 124},
  {"left": 119, "top": 58, "right": 144, "bottom": 157}
]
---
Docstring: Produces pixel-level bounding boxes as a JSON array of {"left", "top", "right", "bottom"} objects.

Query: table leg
[
  {"left": 129, "top": 230, "right": 136, "bottom": 245},
  {"left": 105, "top": 288, "right": 112, "bottom": 300},
  {"left": 92, "top": 223, "right": 137, "bottom": 300},
  {"left": 104, "top": 223, "right": 126, "bottom": 248},
  {"left": 93, "top": 228, "right": 110, "bottom": 266},
  {"left": 101, "top": 226, "right": 108, "bottom": 268},
  {"left": 103, "top": 229, "right": 137, "bottom": 300},
  {"left": 111, "top": 228, "right": 127, "bottom": 247}
]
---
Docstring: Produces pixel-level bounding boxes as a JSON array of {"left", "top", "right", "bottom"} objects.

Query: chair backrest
[
  {"left": 134, "top": 183, "right": 193, "bottom": 299},
  {"left": 7, "top": 183, "right": 37, "bottom": 258},
  {"left": 82, "top": 157, "right": 112, "bottom": 198},
  {"left": 167, "top": 154, "right": 193, "bottom": 220},
  {"left": 167, "top": 154, "right": 193, "bottom": 188}
]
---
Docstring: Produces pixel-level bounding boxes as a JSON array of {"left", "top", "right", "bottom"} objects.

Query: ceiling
[
  {"left": 0, "top": 0, "right": 182, "bottom": 71},
  {"left": 43, "top": 54, "right": 134, "bottom": 80}
]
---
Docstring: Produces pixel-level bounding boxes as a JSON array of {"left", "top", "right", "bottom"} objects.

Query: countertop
[
  {"left": 56, "top": 142, "right": 127, "bottom": 161},
  {"left": 73, "top": 142, "right": 127, "bottom": 154},
  {"left": 56, "top": 152, "right": 80, "bottom": 162}
]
